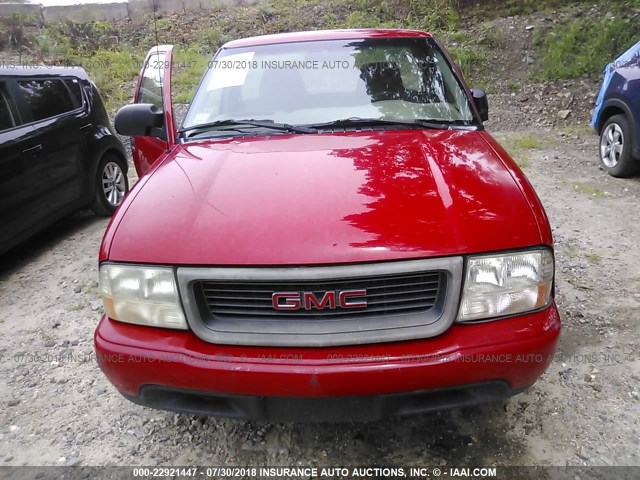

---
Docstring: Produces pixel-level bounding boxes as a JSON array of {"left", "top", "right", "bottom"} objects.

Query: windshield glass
[{"left": 182, "top": 37, "right": 475, "bottom": 133}]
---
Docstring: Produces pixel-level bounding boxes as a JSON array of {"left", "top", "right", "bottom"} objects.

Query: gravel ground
[{"left": 0, "top": 111, "right": 639, "bottom": 468}]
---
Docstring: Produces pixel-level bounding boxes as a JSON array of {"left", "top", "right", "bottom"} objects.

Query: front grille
[
  {"left": 196, "top": 271, "right": 443, "bottom": 321},
  {"left": 177, "top": 257, "right": 463, "bottom": 347}
]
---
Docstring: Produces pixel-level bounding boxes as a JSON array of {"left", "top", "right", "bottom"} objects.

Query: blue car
[{"left": 591, "top": 41, "right": 640, "bottom": 177}]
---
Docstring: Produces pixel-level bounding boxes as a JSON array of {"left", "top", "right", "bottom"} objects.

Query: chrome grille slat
[
  {"left": 210, "top": 309, "right": 430, "bottom": 321},
  {"left": 366, "top": 287, "right": 439, "bottom": 298},
  {"left": 363, "top": 294, "right": 438, "bottom": 305},
  {"left": 362, "top": 280, "right": 440, "bottom": 290},
  {"left": 209, "top": 301, "right": 437, "bottom": 317},
  {"left": 200, "top": 275, "right": 440, "bottom": 288},
  {"left": 200, "top": 273, "right": 440, "bottom": 288},
  {"left": 202, "top": 286, "right": 439, "bottom": 302}
]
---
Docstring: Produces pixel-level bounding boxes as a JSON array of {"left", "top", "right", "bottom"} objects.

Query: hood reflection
[{"left": 341, "top": 129, "right": 522, "bottom": 251}]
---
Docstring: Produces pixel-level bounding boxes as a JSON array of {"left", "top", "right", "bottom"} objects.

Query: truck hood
[{"left": 107, "top": 130, "right": 542, "bottom": 265}]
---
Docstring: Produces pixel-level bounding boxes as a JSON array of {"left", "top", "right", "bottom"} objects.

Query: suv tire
[
  {"left": 599, "top": 114, "right": 637, "bottom": 178},
  {"left": 92, "top": 153, "right": 129, "bottom": 216}
]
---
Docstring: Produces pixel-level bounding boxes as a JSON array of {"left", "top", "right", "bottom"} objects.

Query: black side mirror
[
  {"left": 114, "top": 103, "right": 166, "bottom": 140},
  {"left": 471, "top": 88, "right": 489, "bottom": 122}
]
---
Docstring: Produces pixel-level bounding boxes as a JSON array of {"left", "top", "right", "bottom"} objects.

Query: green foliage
[
  {"left": 41, "top": 20, "right": 118, "bottom": 52},
  {"left": 513, "top": 134, "right": 543, "bottom": 150},
  {"left": 344, "top": 10, "right": 401, "bottom": 29},
  {"left": 0, "top": 13, "right": 27, "bottom": 48},
  {"left": 500, "top": 133, "right": 545, "bottom": 168},
  {"left": 467, "top": 0, "right": 635, "bottom": 18},
  {"left": 346, "top": 11, "right": 370, "bottom": 28},
  {"left": 33, "top": 25, "right": 74, "bottom": 60},
  {"left": 155, "top": 18, "right": 172, "bottom": 32},
  {"left": 203, "top": 27, "right": 231, "bottom": 50},
  {"left": 257, "top": 4, "right": 276, "bottom": 18},
  {"left": 83, "top": 20, "right": 113, "bottom": 38},
  {"left": 477, "top": 29, "right": 502, "bottom": 48},
  {"left": 502, "top": 133, "right": 544, "bottom": 152},
  {"left": 0, "top": 22, "right": 7, "bottom": 49},
  {"left": 323, "top": 12, "right": 339, "bottom": 29},
  {"left": 585, "top": 252, "right": 602, "bottom": 264},
  {"left": 574, "top": 182, "right": 606, "bottom": 198},
  {"left": 535, "top": 15, "right": 639, "bottom": 80},
  {"left": 82, "top": 50, "right": 143, "bottom": 111},
  {"left": 172, "top": 48, "right": 210, "bottom": 104},
  {"left": 443, "top": 30, "right": 467, "bottom": 44},
  {"left": 407, "top": 0, "right": 459, "bottom": 32},
  {"left": 507, "top": 81, "right": 520, "bottom": 91},
  {"left": 448, "top": 44, "right": 485, "bottom": 82}
]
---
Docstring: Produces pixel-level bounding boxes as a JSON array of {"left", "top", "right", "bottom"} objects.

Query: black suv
[{"left": 0, "top": 67, "right": 128, "bottom": 254}]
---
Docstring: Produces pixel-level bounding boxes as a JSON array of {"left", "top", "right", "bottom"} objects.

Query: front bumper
[{"left": 94, "top": 303, "right": 560, "bottom": 421}]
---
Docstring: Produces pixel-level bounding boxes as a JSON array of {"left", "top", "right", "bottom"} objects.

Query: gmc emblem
[{"left": 272, "top": 290, "right": 367, "bottom": 311}]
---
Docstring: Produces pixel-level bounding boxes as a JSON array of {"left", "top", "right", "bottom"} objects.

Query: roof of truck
[{"left": 222, "top": 28, "right": 432, "bottom": 49}]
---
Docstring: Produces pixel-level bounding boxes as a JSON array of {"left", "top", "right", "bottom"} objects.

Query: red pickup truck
[{"left": 95, "top": 29, "right": 560, "bottom": 422}]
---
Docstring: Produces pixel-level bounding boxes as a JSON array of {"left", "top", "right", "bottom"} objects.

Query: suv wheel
[
  {"left": 93, "top": 154, "right": 129, "bottom": 216},
  {"left": 599, "top": 114, "right": 637, "bottom": 178}
]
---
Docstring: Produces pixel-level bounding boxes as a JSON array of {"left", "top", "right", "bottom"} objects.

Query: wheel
[
  {"left": 92, "top": 154, "right": 129, "bottom": 216},
  {"left": 599, "top": 114, "right": 637, "bottom": 178}
]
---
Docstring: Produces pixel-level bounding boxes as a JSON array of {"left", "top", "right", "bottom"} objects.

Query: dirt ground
[{"left": 1, "top": 95, "right": 639, "bottom": 469}]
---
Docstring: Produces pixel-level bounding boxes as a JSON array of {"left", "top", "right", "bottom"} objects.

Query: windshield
[{"left": 182, "top": 37, "right": 476, "bottom": 134}]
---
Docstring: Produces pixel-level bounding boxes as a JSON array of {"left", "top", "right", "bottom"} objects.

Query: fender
[
  {"left": 85, "top": 132, "right": 128, "bottom": 201},
  {"left": 598, "top": 98, "right": 639, "bottom": 157}
]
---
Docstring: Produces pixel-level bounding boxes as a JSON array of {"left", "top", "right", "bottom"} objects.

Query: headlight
[
  {"left": 457, "top": 249, "right": 554, "bottom": 322},
  {"left": 99, "top": 264, "right": 187, "bottom": 329}
]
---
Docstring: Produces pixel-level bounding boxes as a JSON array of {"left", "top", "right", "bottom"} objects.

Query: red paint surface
[
  {"left": 95, "top": 305, "right": 560, "bottom": 397},
  {"left": 102, "top": 130, "right": 546, "bottom": 265},
  {"left": 223, "top": 29, "right": 432, "bottom": 49}
]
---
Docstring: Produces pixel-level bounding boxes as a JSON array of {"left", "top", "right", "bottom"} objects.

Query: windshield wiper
[
  {"left": 179, "top": 119, "right": 317, "bottom": 137},
  {"left": 305, "top": 117, "right": 473, "bottom": 130}
]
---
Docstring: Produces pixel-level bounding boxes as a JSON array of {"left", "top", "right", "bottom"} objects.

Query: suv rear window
[
  {"left": 64, "top": 78, "right": 84, "bottom": 108},
  {"left": 17, "top": 78, "right": 76, "bottom": 122},
  {"left": 0, "top": 84, "right": 16, "bottom": 132}
]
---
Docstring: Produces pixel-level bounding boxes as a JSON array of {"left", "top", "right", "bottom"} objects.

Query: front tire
[
  {"left": 599, "top": 114, "right": 637, "bottom": 178},
  {"left": 92, "top": 154, "right": 129, "bottom": 216}
]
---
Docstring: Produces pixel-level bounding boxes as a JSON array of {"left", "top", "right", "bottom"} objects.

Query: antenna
[{"left": 151, "top": 0, "right": 170, "bottom": 152}]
